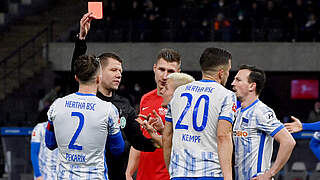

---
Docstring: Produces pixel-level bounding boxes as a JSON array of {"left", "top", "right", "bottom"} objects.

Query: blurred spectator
[
  {"left": 248, "top": 1, "right": 263, "bottom": 29},
  {"left": 283, "top": 10, "right": 297, "bottom": 42},
  {"left": 303, "top": 13, "right": 318, "bottom": 41},
  {"left": 214, "top": 13, "right": 231, "bottom": 41},
  {"left": 198, "top": 19, "right": 211, "bottom": 41},
  {"left": 233, "top": 12, "right": 252, "bottom": 41},
  {"left": 176, "top": 19, "right": 191, "bottom": 42},
  {"left": 307, "top": 101, "right": 320, "bottom": 123}
]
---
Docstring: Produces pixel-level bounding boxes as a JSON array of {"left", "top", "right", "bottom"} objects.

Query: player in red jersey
[{"left": 126, "top": 48, "right": 181, "bottom": 180}]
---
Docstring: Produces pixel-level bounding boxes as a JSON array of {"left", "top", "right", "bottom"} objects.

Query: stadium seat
[
  {"left": 284, "top": 162, "right": 308, "bottom": 180},
  {"left": 309, "top": 162, "right": 320, "bottom": 180}
]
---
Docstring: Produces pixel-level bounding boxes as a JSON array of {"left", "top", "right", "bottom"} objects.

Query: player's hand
[
  {"left": 79, "top": 12, "right": 94, "bottom": 40},
  {"left": 284, "top": 116, "right": 303, "bottom": 133},
  {"left": 36, "top": 176, "right": 44, "bottom": 180},
  {"left": 125, "top": 173, "right": 134, "bottom": 180},
  {"left": 136, "top": 116, "right": 158, "bottom": 136},
  {"left": 148, "top": 110, "right": 164, "bottom": 134},
  {"left": 251, "top": 171, "right": 273, "bottom": 180}
]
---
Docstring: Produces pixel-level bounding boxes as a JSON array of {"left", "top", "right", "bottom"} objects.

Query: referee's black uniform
[{"left": 71, "top": 37, "right": 156, "bottom": 180}]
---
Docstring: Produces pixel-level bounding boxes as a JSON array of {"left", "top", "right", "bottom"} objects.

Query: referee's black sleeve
[
  {"left": 123, "top": 105, "right": 156, "bottom": 152},
  {"left": 71, "top": 37, "right": 87, "bottom": 74}
]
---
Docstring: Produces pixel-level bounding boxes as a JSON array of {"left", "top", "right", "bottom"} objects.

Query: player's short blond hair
[{"left": 167, "top": 72, "right": 195, "bottom": 89}]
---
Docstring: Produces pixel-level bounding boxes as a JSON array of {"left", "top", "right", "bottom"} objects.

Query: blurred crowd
[{"left": 69, "top": 0, "right": 320, "bottom": 42}]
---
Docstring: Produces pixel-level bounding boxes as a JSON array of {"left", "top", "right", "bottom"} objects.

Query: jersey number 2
[
  {"left": 175, "top": 93, "right": 209, "bottom": 131},
  {"left": 68, "top": 112, "right": 84, "bottom": 150}
]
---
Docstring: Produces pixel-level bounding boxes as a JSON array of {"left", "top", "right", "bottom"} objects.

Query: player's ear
[
  {"left": 249, "top": 82, "right": 256, "bottom": 92},
  {"left": 218, "top": 68, "right": 224, "bottom": 81},
  {"left": 153, "top": 64, "right": 157, "bottom": 73},
  {"left": 96, "top": 74, "right": 101, "bottom": 85},
  {"left": 75, "top": 75, "right": 79, "bottom": 82}
]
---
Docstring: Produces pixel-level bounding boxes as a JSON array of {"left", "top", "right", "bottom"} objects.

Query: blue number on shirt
[
  {"left": 193, "top": 95, "right": 209, "bottom": 131},
  {"left": 175, "top": 93, "right": 192, "bottom": 130},
  {"left": 68, "top": 112, "right": 84, "bottom": 150},
  {"left": 175, "top": 93, "right": 209, "bottom": 132}
]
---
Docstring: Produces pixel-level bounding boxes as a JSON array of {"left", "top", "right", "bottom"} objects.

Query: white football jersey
[
  {"left": 166, "top": 80, "right": 237, "bottom": 178},
  {"left": 233, "top": 99, "right": 284, "bottom": 180},
  {"left": 47, "top": 92, "right": 120, "bottom": 179},
  {"left": 31, "top": 122, "right": 58, "bottom": 180}
]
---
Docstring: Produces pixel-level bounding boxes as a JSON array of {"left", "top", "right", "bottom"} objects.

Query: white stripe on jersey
[
  {"left": 233, "top": 99, "right": 284, "bottom": 180},
  {"left": 166, "top": 80, "right": 236, "bottom": 178},
  {"left": 31, "top": 122, "right": 58, "bottom": 180},
  {"left": 47, "top": 92, "right": 120, "bottom": 179}
]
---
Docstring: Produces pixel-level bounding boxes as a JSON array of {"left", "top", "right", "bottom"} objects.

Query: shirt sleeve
[
  {"left": 123, "top": 105, "right": 156, "bottom": 152},
  {"left": 31, "top": 124, "right": 42, "bottom": 143},
  {"left": 255, "top": 108, "right": 284, "bottom": 137},
  {"left": 218, "top": 92, "right": 237, "bottom": 124},
  {"left": 30, "top": 142, "right": 41, "bottom": 177},
  {"left": 47, "top": 99, "right": 58, "bottom": 123},
  {"left": 165, "top": 103, "right": 173, "bottom": 122},
  {"left": 71, "top": 38, "right": 87, "bottom": 74},
  {"left": 302, "top": 122, "right": 320, "bottom": 131},
  {"left": 107, "top": 103, "right": 121, "bottom": 136}
]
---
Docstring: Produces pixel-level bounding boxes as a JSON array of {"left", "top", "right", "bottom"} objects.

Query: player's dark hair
[
  {"left": 98, "top": 52, "right": 122, "bottom": 68},
  {"left": 157, "top": 48, "right": 181, "bottom": 66},
  {"left": 199, "top": 47, "right": 232, "bottom": 72},
  {"left": 74, "top": 55, "right": 100, "bottom": 83},
  {"left": 239, "top": 64, "right": 266, "bottom": 95}
]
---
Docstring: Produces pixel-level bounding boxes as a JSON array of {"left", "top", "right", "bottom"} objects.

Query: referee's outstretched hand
[{"left": 284, "top": 116, "right": 303, "bottom": 133}]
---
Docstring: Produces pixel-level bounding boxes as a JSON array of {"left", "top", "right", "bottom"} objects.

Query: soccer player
[
  {"left": 136, "top": 72, "right": 195, "bottom": 147},
  {"left": 72, "top": 13, "right": 158, "bottom": 180},
  {"left": 31, "top": 121, "right": 58, "bottom": 180},
  {"left": 163, "top": 47, "right": 236, "bottom": 180},
  {"left": 45, "top": 55, "right": 125, "bottom": 179},
  {"left": 231, "top": 64, "right": 296, "bottom": 180},
  {"left": 285, "top": 116, "right": 320, "bottom": 160},
  {"left": 126, "top": 48, "right": 181, "bottom": 180}
]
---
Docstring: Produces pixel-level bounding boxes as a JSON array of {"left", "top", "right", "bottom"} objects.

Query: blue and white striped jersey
[
  {"left": 233, "top": 99, "right": 284, "bottom": 180},
  {"left": 31, "top": 122, "right": 58, "bottom": 180},
  {"left": 166, "top": 80, "right": 237, "bottom": 178},
  {"left": 47, "top": 92, "right": 121, "bottom": 179}
]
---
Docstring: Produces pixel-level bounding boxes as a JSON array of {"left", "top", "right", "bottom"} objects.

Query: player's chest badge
[
  {"left": 120, "top": 116, "right": 126, "bottom": 129},
  {"left": 158, "top": 107, "right": 167, "bottom": 116}
]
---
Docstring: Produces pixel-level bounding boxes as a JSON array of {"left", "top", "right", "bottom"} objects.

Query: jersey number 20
[
  {"left": 68, "top": 112, "right": 84, "bottom": 150},
  {"left": 175, "top": 93, "right": 209, "bottom": 131}
]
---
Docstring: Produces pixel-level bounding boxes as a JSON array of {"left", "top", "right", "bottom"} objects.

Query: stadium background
[{"left": 0, "top": 0, "right": 320, "bottom": 179}]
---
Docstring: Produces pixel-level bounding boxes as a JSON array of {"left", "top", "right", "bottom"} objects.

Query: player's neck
[
  {"left": 241, "top": 95, "right": 258, "bottom": 109},
  {"left": 202, "top": 73, "right": 221, "bottom": 84},
  {"left": 98, "top": 87, "right": 113, "bottom": 97},
  {"left": 78, "top": 84, "right": 98, "bottom": 95}
]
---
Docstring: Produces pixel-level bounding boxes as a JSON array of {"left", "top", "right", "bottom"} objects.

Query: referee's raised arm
[{"left": 71, "top": 12, "right": 93, "bottom": 74}]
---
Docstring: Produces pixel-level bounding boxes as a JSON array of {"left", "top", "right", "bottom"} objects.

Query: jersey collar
[
  {"left": 75, "top": 92, "right": 96, "bottom": 96},
  {"left": 240, "top": 99, "right": 259, "bottom": 112}
]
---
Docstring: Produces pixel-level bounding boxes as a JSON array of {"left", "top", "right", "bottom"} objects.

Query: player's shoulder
[
  {"left": 34, "top": 122, "right": 46, "bottom": 130},
  {"left": 112, "top": 93, "right": 131, "bottom": 105},
  {"left": 254, "top": 100, "right": 276, "bottom": 118}
]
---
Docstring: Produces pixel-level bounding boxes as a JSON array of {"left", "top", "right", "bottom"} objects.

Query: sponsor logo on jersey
[
  {"left": 158, "top": 107, "right": 167, "bottom": 116},
  {"left": 233, "top": 130, "right": 248, "bottom": 137},
  {"left": 264, "top": 112, "right": 274, "bottom": 120},
  {"left": 120, "top": 116, "right": 126, "bottom": 129},
  {"left": 232, "top": 103, "right": 237, "bottom": 112},
  {"left": 32, "top": 131, "right": 36, "bottom": 136},
  {"left": 142, "top": 107, "right": 149, "bottom": 111}
]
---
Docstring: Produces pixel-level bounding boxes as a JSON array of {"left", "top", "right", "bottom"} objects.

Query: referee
[{"left": 70, "top": 13, "right": 157, "bottom": 180}]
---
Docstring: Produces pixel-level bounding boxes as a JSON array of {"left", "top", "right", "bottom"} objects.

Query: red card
[{"left": 88, "top": 2, "right": 103, "bottom": 19}]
